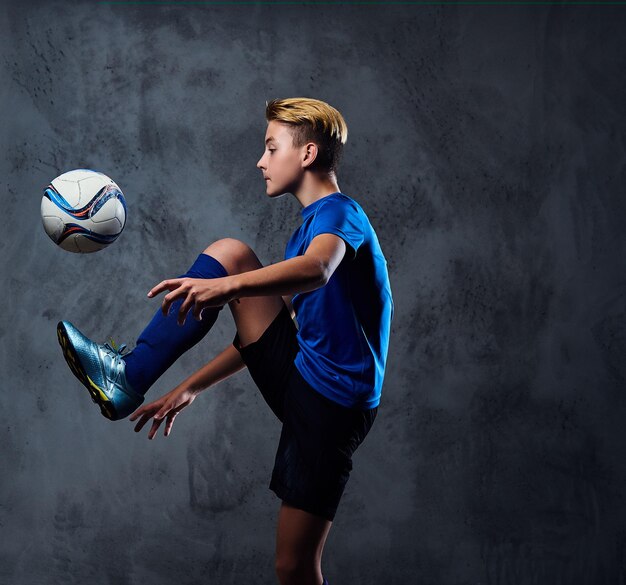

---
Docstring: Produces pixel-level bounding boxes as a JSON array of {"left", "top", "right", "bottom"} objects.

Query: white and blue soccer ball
[{"left": 41, "top": 168, "right": 127, "bottom": 253}]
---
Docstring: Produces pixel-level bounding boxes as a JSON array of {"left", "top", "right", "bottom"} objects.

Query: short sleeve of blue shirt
[{"left": 309, "top": 197, "right": 364, "bottom": 260}]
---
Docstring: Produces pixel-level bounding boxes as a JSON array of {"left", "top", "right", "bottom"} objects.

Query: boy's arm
[
  {"left": 183, "top": 343, "right": 247, "bottom": 395},
  {"left": 233, "top": 234, "right": 347, "bottom": 301},
  {"left": 130, "top": 344, "right": 246, "bottom": 437},
  {"left": 177, "top": 249, "right": 334, "bottom": 393},
  {"left": 158, "top": 236, "right": 347, "bottom": 394}
]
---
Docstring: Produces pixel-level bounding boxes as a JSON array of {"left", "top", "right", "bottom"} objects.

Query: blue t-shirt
[{"left": 284, "top": 192, "right": 394, "bottom": 410}]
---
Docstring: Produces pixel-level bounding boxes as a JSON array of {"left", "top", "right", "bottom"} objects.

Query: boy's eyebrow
[{"left": 265, "top": 137, "right": 276, "bottom": 144}]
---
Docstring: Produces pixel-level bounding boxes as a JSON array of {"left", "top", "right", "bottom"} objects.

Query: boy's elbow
[
  {"left": 302, "top": 251, "right": 337, "bottom": 287},
  {"left": 318, "top": 263, "right": 330, "bottom": 286},
  {"left": 312, "top": 257, "right": 330, "bottom": 286}
]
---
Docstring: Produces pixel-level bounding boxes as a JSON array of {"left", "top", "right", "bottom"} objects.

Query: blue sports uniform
[{"left": 285, "top": 191, "right": 394, "bottom": 409}]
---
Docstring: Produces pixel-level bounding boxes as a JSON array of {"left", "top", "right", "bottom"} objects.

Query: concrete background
[{"left": 2, "top": 1, "right": 626, "bottom": 583}]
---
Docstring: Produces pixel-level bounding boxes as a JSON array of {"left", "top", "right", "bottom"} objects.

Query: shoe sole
[{"left": 56, "top": 322, "right": 117, "bottom": 420}]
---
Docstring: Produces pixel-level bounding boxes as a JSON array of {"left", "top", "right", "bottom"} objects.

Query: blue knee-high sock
[{"left": 122, "top": 253, "right": 229, "bottom": 395}]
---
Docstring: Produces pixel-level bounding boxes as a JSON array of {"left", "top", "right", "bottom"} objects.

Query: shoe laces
[
  {"left": 103, "top": 336, "right": 130, "bottom": 355},
  {"left": 103, "top": 337, "right": 131, "bottom": 364},
  {"left": 101, "top": 338, "right": 131, "bottom": 386}
]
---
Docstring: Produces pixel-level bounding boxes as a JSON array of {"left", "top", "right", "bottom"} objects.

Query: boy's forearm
[
  {"left": 233, "top": 256, "right": 326, "bottom": 300},
  {"left": 183, "top": 343, "right": 247, "bottom": 395},
  {"left": 178, "top": 257, "right": 325, "bottom": 393}
]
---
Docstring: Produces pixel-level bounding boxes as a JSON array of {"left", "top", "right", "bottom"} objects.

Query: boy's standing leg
[
  {"left": 275, "top": 502, "right": 332, "bottom": 585},
  {"left": 197, "top": 241, "right": 334, "bottom": 585}
]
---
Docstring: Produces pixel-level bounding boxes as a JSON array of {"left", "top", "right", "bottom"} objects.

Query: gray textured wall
[{"left": 2, "top": 2, "right": 625, "bottom": 584}]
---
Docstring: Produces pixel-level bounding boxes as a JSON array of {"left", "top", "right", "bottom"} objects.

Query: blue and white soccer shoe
[{"left": 56, "top": 321, "right": 144, "bottom": 420}]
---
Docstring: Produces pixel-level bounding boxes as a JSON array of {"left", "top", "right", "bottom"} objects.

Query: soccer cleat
[{"left": 56, "top": 320, "right": 144, "bottom": 421}]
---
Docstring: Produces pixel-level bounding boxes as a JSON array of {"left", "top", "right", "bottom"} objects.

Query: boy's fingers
[
  {"left": 133, "top": 412, "right": 154, "bottom": 432},
  {"left": 162, "top": 288, "right": 186, "bottom": 318},
  {"left": 164, "top": 414, "right": 177, "bottom": 436},
  {"left": 147, "top": 280, "right": 169, "bottom": 297},
  {"left": 131, "top": 401, "right": 162, "bottom": 429},
  {"left": 162, "top": 296, "right": 173, "bottom": 317},
  {"left": 193, "top": 305, "right": 205, "bottom": 321},
  {"left": 148, "top": 418, "right": 163, "bottom": 440},
  {"left": 148, "top": 278, "right": 183, "bottom": 298},
  {"left": 131, "top": 399, "right": 181, "bottom": 438},
  {"left": 177, "top": 298, "right": 194, "bottom": 326},
  {"left": 129, "top": 403, "right": 153, "bottom": 421},
  {"left": 154, "top": 405, "right": 170, "bottom": 421}
]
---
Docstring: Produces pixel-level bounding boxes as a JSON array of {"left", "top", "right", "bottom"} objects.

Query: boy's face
[{"left": 257, "top": 120, "right": 306, "bottom": 198}]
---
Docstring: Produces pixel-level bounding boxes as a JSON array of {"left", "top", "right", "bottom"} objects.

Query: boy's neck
[{"left": 294, "top": 171, "right": 341, "bottom": 209}]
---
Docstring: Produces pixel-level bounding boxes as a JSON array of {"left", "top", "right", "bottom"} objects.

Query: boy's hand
[
  {"left": 129, "top": 386, "right": 199, "bottom": 439},
  {"left": 147, "top": 276, "right": 240, "bottom": 326}
]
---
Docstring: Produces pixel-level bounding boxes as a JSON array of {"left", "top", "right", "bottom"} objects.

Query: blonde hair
[{"left": 265, "top": 97, "right": 348, "bottom": 174}]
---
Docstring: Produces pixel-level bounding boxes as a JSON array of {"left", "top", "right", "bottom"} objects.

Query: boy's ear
[{"left": 302, "top": 142, "right": 319, "bottom": 168}]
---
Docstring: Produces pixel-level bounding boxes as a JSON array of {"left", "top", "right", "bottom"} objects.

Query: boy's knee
[
  {"left": 275, "top": 557, "right": 320, "bottom": 585},
  {"left": 202, "top": 238, "right": 260, "bottom": 273},
  {"left": 203, "top": 237, "right": 246, "bottom": 256},
  {"left": 274, "top": 562, "right": 299, "bottom": 585}
]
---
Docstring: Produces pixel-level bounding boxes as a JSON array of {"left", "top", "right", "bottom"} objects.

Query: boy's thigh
[
  {"left": 232, "top": 302, "right": 299, "bottom": 422},
  {"left": 269, "top": 366, "right": 378, "bottom": 522}
]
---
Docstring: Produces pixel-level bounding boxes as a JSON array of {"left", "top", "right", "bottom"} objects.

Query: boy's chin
[{"left": 266, "top": 184, "right": 286, "bottom": 197}]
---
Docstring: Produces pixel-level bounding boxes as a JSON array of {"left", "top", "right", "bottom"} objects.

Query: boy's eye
[{"left": 269, "top": 149, "right": 276, "bottom": 153}]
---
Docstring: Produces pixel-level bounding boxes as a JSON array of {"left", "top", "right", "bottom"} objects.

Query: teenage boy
[{"left": 57, "top": 97, "right": 393, "bottom": 585}]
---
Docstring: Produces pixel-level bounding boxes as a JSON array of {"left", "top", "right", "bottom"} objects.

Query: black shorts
[{"left": 233, "top": 303, "right": 378, "bottom": 522}]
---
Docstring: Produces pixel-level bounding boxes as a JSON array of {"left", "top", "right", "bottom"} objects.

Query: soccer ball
[{"left": 41, "top": 168, "right": 127, "bottom": 253}]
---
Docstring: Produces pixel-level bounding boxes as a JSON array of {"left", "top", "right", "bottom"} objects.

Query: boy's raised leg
[
  {"left": 57, "top": 237, "right": 290, "bottom": 422},
  {"left": 122, "top": 252, "right": 229, "bottom": 395},
  {"left": 57, "top": 249, "right": 229, "bottom": 420}
]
